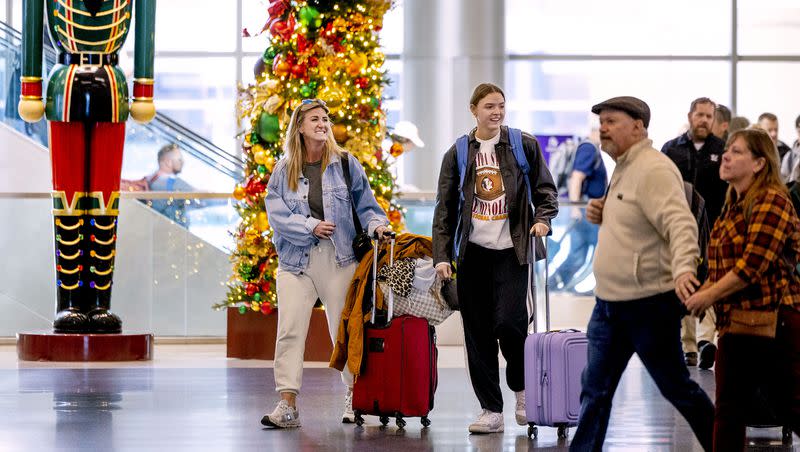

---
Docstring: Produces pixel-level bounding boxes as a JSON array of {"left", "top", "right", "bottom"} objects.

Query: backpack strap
[
  {"left": 591, "top": 142, "right": 602, "bottom": 171},
  {"left": 508, "top": 128, "right": 533, "bottom": 206},
  {"left": 454, "top": 134, "right": 470, "bottom": 259},
  {"left": 340, "top": 152, "right": 364, "bottom": 234},
  {"left": 456, "top": 135, "right": 469, "bottom": 193}
]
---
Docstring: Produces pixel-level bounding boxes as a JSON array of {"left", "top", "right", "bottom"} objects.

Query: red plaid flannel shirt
[{"left": 707, "top": 188, "right": 800, "bottom": 324}]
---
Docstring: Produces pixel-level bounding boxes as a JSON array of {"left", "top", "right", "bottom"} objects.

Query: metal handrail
[
  {"left": 0, "top": 192, "right": 233, "bottom": 199},
  {"left": 395, "top": 192, "right": 589, "bottom": 207}
]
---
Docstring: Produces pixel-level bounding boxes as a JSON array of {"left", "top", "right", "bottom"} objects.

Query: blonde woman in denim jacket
[{"left": 261, "top": 99, "right": 389, "bottom": 428}]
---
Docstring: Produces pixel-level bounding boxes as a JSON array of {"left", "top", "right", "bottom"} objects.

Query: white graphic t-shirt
[{"left": 468, "top": 133, "right": 514, "bottom": 249}]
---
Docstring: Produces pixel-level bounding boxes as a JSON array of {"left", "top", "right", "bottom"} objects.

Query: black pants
[{"left": 458, "top": 243, "right": 529, "bottom": 413}]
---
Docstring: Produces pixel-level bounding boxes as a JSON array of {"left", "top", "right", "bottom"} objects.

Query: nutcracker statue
[{"left": 18, "top": 0, "right": 156, "bottom": 334}]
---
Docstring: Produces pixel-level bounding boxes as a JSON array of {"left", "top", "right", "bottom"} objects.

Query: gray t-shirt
[{"left": 303, "top": 160, "right": 324, "bottom": 220}]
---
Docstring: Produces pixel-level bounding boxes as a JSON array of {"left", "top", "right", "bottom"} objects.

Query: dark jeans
[
  {"left": 458, "top": 243, "right": 528, "bottom": 413},
  {"left": 555, "top": 218, "right": 597, "bottom": 286},
  {"left": 570, "top": 293, "right": 714, "bottom": 452}
]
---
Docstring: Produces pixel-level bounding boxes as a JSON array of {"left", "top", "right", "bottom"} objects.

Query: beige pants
[
  {"left": 273, "top": 240, "right": 355, "bottom": 395},
  {"left": 681, "top": 306, "right": 717, "bottom": 353}
]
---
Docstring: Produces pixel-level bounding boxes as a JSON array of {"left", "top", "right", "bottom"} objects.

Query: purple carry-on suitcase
[{"left": 524, "top": 238, "right": 588, "bottom": 439}]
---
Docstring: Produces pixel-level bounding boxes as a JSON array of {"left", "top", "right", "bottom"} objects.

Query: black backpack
[{"left": 684, "top": 182, "right": 710, "bottom": 283}]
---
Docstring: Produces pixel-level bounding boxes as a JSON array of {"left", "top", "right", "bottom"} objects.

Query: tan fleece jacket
[{"left": 593, "top": 139, "right": 699, "bottom": 301}]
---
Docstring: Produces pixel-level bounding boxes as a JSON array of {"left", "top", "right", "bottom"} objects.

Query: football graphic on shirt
[{"left": 476, "top": 168, "right": 503, "bottom": 201}]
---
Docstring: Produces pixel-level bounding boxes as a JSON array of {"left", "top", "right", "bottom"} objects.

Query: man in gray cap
[{"left": 569, "top": 97, "right": 714, "bottom": 451}]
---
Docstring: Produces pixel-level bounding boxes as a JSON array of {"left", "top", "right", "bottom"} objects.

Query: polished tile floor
[{"left": 0, "top": 344, "right": 795, "bottom": 451}]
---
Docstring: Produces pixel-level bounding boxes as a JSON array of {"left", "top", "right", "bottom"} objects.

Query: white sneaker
[
  {"left": 468, "top": 409, "right": 504, "bottom": 434},
  {"left": 515, "top": 391, "right": 527, "bottom": 426},
  {"left": 261, "top": 400, "right": 300, "bottom": 428},
  {"left": 342, "top": 386, "right": 355, "bottom": 423}
]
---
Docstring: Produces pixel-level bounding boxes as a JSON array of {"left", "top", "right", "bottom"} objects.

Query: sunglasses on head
[{"left": 301, "top": 98, "right": 326, "bottom": 106}]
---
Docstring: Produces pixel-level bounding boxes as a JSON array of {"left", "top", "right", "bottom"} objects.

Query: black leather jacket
[
  {"left": 661, "top": 132, "right": 728, "bottom": 225},
  {"left": 432, "top": 126, "right": 559, "bottom": 267}
]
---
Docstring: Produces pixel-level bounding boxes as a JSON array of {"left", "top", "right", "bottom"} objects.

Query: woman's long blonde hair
[
  {"left": 283, "top": 99, "right": 343, "bottom": 191},
  {"left": 723, "top": 128, "right": 788, "bottom": 219}
]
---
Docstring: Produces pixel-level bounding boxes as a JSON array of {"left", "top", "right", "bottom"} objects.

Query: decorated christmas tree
[{"left": 214, "top": 0, "right": 404, "bottom": 316}]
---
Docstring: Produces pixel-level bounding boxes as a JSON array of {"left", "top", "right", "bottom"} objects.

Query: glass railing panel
[
  {"left": 0, "top": 194, "right": 233, "bottom": 337},
  {"left": 396, "top": 195, "right": 596, "bottom": 330},
  {"left": 130, "top": 192, "right": 239, "bottom": 253}
]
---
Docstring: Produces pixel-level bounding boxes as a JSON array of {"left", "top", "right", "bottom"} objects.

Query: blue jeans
[{"left": 569, "top": 293, "right": 714, "bottom": 452}]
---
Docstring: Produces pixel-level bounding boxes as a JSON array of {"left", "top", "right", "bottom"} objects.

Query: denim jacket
[{"left": 265, "top": 153, "right": 389, "bottom": 274}]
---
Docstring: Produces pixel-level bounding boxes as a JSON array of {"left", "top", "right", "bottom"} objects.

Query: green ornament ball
[
  {"left": 264, "top": 46, "right": 277, "bottom": 61},
  {"left": 300, "top": 85, "right": 314, "bottom": 98},
  {"left": 254, "top": 293, "right": 262, "bottom": 302},
  {"left": 238, "top": 305, "right": 247, "bottom": 314},
  {"left": 238, "top": 263, "right": 254, "bottom": 280},
  {"left": 257, "top": 165, "right": 267, "bottom": 175},
  {"left": 257, "top": 112, "right": 280, "bottom": 143},
  {"left": 298, "top": 6, "right": 320, "bottom": 27}
]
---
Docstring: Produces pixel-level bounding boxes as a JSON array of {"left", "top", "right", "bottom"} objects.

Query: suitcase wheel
[
  {"left": 379, "top": 416, "right": 390, "bottom": 426},
  {"left": 557, "top": 425, "right": 569, "bottom": 439},
  {"left": 396, "top": 416, "right": 406, "bottom": 429},
  {"left": 421, "top": 416, "right": 431, "bottom": 428},
  {"left": 527, "top": 424, "right": 537, "bottom": 439},
  {"left": 354, "top": 413, "right": 364, "bottom": 427},
  {"left": 783, "top": 426, "right": 793, "bottom": 445}
]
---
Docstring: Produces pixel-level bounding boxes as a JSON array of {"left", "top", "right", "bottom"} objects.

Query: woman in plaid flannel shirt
[{"left": 685, "top": 128, "right": 800, "bottom": 450}]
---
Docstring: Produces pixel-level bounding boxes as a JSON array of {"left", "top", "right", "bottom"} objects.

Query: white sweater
[{"left": 593, "top": 139, "right": 699, "bottom": 301}]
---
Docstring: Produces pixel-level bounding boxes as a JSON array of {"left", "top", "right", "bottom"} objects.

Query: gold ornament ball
[
  {"left": 333, "top": 124, "right": 349, "bottom": 143},
  {"left": 233, "top": 186, "right": 246, "bottom": 200},
  {"left": 254, "top": 150, "right": 267, "bottom": 165},
  {"left": 389, "top": 142, "right": 404, "bottom": 157},
  {"left": 256, "top": 212, "right": 270, "bottom": 232},
  {"left": 264, "top": 155, "right": 276, "bottom": 172}
]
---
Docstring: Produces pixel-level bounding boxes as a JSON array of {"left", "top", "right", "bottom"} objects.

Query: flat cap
[{"left": 591, "top": 96, "right": 651, "bottom": 128}]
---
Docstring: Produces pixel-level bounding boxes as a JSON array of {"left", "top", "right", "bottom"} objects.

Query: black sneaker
[
  {"left": 698, "top": 342, "right": 717, "bottom": 370},
  {"left": 684, "top": 352, "right": 698, "bottom": 367}
]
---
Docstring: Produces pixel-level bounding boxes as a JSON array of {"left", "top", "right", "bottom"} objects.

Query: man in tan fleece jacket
[{"left": 569, "top": 97, "right": 714, "bottom": 452}]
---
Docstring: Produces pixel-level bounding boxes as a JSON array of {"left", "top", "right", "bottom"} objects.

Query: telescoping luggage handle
[
  {"left": 530, "top": 234, "right": 550, "bottom": 333},
  {"left": 370, "top": 230, "right": 397, "bottom": 324}
]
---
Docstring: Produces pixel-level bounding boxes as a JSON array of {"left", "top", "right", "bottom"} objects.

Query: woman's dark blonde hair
[
  {"left": 283, "top": 99, "right": 342, "bottom": 191},
  {"left": 723, "top": 128, "right": 788, "bottom": 219},
  {"left": 469, "top": 83, "right": 505, "bottom": 107}
]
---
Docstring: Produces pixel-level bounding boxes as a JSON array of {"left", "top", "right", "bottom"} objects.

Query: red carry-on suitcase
[
  {"left": 352, "top": 232, "right": 438, "bottom": 428},
  {"left": 524, "top": 237, "right": 588, "bottom": 439}
]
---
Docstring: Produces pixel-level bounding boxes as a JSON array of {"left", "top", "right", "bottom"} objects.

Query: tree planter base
[{"left": 226, "top": 307, "right": 333, "bottom": 361}]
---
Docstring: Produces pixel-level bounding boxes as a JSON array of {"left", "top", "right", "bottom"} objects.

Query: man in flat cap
[{"left": 570, "top": 97, "right": 714, "bottom": 452}]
